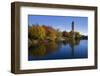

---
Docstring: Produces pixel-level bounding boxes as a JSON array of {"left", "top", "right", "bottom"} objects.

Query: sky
[{"left": 28, "top": 15, "right": 88, "bottom": 35}]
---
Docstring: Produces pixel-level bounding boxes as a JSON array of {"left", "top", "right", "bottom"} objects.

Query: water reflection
[
  {"left": 68, "top": 39, "right": 80, "bottom": 56},
  {"left": 29, "top": 42, "right": 58, "bottom": 57},
  {"left": 28, "top": 39, "right": 88, "bottom": 60}
]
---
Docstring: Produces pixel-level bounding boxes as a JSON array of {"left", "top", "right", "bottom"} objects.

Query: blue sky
[{"left": 28, "top": 15, "right": 88, "bottom": 35}]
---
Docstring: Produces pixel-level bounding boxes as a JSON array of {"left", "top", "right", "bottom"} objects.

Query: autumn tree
[
  {"left": 28, "top": 25, "right": 46, "bottom": 40},
  {"left": 43, "top": 26, "right": 57, "bottom": 41},
  {"left": 56, "top": 29, "right": 62, "bottom": 39},
  {"left": 62, "top": 31, "right": 69, "bottom": 37}
]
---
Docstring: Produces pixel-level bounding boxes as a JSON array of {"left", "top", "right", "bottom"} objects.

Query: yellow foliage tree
[
  {"left": 28, "top": 25, "right": 46, "bottom": 40},
  {"left": 47, "top": 28, "right": 57, "bottom": 41}
]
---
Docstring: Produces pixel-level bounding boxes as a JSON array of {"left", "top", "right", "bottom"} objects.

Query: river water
[{"left": 28, "top": 40, "right": 88, "bottom": 61}]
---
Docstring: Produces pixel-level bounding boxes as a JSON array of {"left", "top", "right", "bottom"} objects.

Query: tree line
[{"left": 28, "top": 24, "right": 87, "bottom": 47}]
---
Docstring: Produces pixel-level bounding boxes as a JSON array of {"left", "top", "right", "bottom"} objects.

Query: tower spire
[
  {"left": 72, "top": 21, "right": 74, "bottom": 32},
  {"left": 72, "top": 21, "right": 75, "bottom": 39}
]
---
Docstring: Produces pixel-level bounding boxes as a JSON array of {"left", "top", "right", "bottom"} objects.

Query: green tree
[
  {"left": 75, "top": 32, "right": 81, "bottom": 39},
  {"left": 69, "top": 31, "right": 74, "bottom": 38}
]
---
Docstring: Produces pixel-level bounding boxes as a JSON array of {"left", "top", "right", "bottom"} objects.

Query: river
[{"left": 28, "top": 40, "right": 88, "bottom": 61}]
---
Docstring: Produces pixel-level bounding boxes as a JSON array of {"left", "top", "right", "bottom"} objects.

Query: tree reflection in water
[
  {"left": 67, "top": 38, "right": 80, "bottom": 56},
  {"left": 29, "top": 41, "right": 58, "bottom": 57},
  {"left": 29, "top": 39, "right": 81, "bottom": 58}
]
